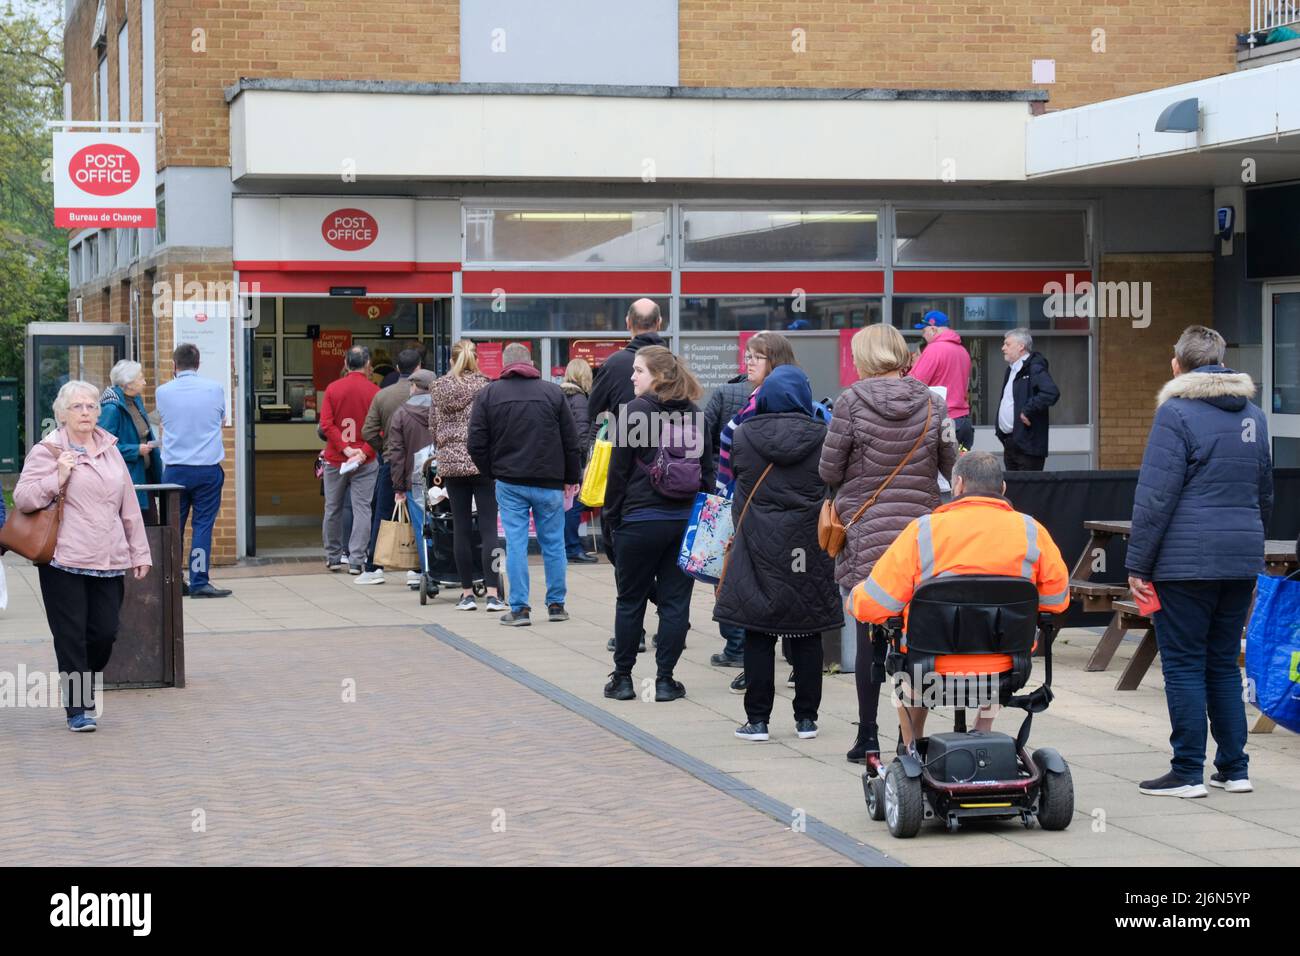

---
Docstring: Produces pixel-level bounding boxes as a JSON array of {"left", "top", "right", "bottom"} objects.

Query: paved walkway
[{"left": 2, "top": 552, "right": 1297, "bottom": 866}]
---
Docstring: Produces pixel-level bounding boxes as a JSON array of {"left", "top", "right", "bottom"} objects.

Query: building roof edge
[{"left": 223, "top": 77, "right": 1048, "bottom": 105}]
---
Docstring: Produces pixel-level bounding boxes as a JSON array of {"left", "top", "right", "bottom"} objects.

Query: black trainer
[
  {"left": 604, "top": 672, "right": 635, "bottom": 701},
  {"left": 547, "top": 603, "right": 569, "bottom": 622},
  {"left": 499, "top": 608, "right": 531, "bottom": 627},
  {"left": 1139, "top": 771, "right": 1207, "bottom": 798},
  {"left": 654, "top": 677, "right": 686, "bottom": 702},
  {"left": 795, "top": 719, "right": 819, "bottom": 739},
  {"left": 729, "top": 671, "right": 747, "bottom": 694},
  {"left": 786, "top": 669, "right": 796, "bottom": 688},
  {"left": 734, "top": 721, "right": 770, "bottom": 741},
  {"left": 710, "top": 653, "right": 744, "bottom": 668},
  {"left": 846, "top": 724, "right": 880, "bottom": 764}
]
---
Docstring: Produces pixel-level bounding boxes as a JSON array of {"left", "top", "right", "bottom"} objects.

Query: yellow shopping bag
[{"left": 579, "top": 420, "right": 613, "bottom": 508}]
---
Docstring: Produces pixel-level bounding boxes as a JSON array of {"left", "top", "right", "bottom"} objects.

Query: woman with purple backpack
[{"left": 602, "top": 346, "right": 715, "bottom": 704}]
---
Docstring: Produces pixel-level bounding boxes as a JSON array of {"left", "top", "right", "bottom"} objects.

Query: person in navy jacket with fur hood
[{"left": 1127, "top": 326, "right": 1273, "bottom": 800}]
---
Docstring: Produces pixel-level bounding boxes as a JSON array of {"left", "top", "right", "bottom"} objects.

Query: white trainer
[
  {"left": 354, "top": 570, "right": 385, "bottom": 585},
  {"left": 1209, "top": 774, "right": 1253, "bottom": 793}
]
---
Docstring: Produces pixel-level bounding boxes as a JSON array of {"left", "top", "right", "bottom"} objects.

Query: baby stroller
[
  {"left": 416, "top": 457, "right": 488, "bottom": 605},
  {"left": 862, "top": 575, "right": 1074, "bottom": 838}
]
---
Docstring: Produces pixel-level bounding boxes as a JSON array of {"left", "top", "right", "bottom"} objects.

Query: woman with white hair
[
  {"left": 13, "top": 379, "right": 151, "bottom": 732},
  {"left": 98, "top": 359, "right": 161, "bottom": 510}
]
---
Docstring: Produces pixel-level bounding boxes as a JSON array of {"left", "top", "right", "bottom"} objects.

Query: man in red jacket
[
  {"left": 320, "top": 346, "right": 381, "bottom": 575},
  {"left": 908, "top": 311, "right": 974, "bottom": 450}
]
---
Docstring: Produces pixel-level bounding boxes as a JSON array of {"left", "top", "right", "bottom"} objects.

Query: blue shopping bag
[
  {"left": 1245, "top": 571, "right": 1300, "bottom": 734},
  {"left": 677, "top": 492, "right": 733, "bottom": 585}
]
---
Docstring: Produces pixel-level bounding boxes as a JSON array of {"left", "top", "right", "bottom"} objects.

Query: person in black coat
[
  {"left": 603, "top": 346, "right": 714, "bottom": 704},
  {"left": 587, "top": 299, "right": 667, "bottom": 563},
  {"left": 994, "top": 328, "right": 1060, "bottom": 470},
  {"left": 714, "top": 365, "right": 841, "bottom": 742}
]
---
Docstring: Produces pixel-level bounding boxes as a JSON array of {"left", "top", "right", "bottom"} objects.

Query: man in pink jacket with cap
[{"left": 909, "top": 310, "right": 974, "bottom": 450}]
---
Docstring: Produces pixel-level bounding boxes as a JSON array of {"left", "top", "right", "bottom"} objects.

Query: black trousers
[
  {"left": 855, "top": 621, "right": 889, "bottom": 731},
  {"left": 744, "top": 630, "right": 823, "bottom": 724},
  {"left": 445, "top": 476, "right": 500, "bottom": 591},
  {"left": 37, "top": 565, "right": 124, "bottom": 717},
  {"left": 952, "top": 415, "right": 975, "bottom": 451},
  {"left": 997, "top": 432, "right": 1046, "bottom": 471},
  {"left": 613, "top": 518, "right": 692, "bottom": 678}
]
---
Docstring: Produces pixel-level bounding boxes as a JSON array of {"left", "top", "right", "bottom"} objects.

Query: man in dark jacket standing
[
  {"left": 587, "top": 298, "right": 668, "bottom": 568},
  {"left": 358, "top": 347, "right": 421, "bottom": 585},
  {"left": 995, "top": 328, "right": 1059, "bottom": 470},
  {"left": 1128, "top": 326, "right": 1273, "bottom": 799},
  {"left": 468, "top": 343, "right": 581, "bottom": 627}
]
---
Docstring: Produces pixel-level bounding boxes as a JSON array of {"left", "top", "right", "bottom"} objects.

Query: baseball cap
[{"left": 914, "top": 310, "right": 950, "bottom": 329}]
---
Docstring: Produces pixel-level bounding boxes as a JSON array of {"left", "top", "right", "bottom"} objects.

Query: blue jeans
[
  {"left": 564, "top": 499, "right": 586, "bottom": 556},
  {"left": 163, "top": 463, "right": 224, "bottom": 589},
  {"left": 406, "top": 491, "right": 427, "bottom": 575},
  {"left": 719, "top": 622, "right": 745, "bottom": 659},
  {"left": 366, "top": 459, "right": 395, "bottom": 571},
  {"left": 495, "top": 480, "right": 566, "bottom": 613},
  {"left": 1152, "top": 579, "right": 1255, "bottom": 782}
]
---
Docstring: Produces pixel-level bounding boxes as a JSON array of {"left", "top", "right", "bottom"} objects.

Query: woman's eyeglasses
[{"left": 68, "top": 403, "right": 100, "bottom": 412}]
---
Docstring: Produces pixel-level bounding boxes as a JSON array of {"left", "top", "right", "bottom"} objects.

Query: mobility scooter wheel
[
  {"left": 865, "top": 773, "right": 886, "bottom": 822},
  {"left": 884, "top": 759, "right": 924, "bottom": 838},
  {"left": 1034, "top": 750, "right": 1075, "bottom": 831}
]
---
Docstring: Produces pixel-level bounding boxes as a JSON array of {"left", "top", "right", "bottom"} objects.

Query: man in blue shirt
[{"left": 156, "top": 343, "right": 231, "bottom": 598}]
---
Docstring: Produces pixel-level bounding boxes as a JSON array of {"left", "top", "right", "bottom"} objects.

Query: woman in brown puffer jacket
[
  {"left": 819, "top": 323, "right": 958, "bottom": 764},
  {"left": 429, "top": 339, "right": 502, "bottom": 611}
]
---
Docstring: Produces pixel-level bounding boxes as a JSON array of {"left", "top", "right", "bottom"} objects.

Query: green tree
[{"left": 0, "top": 0, "right": 67, "bottom": 445}]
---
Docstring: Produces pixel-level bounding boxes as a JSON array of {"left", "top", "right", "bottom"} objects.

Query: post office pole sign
[{"left": 53, "top": 131, "right": 157, "bottom": 229}]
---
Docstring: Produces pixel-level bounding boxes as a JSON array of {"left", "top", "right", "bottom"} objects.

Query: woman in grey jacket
[{"left": 819, "top": 323, "right": 958, "bottom": 763}]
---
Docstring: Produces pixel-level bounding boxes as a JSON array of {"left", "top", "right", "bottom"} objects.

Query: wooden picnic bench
[{"left": 1068, "top": 520, "right": 1134, "bottom": 670}]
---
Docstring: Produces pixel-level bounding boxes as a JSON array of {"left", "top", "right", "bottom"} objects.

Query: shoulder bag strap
[
  {"left": 844, "top": 397, "right": 932, "bottom": 530},
  {"left": 717, "top": 462, "right": 774, "bottom": 592}
]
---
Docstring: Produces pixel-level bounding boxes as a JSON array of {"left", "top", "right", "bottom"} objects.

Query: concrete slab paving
[{"left": 3, "top": 552, "right": 1296, "bottom": 866}]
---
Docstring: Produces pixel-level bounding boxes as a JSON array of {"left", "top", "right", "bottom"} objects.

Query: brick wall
[
  {"left": 61, "top": 1, "right": 1249, "bottom": 171},
  {"left": 1097, "top": 254, "right": 1215, "bottom": 469},
  {"left": 155, "top": 0, "right": 460, "bottom": 167},
  {"left": 679, "top": 2, "right": 1240, "bottom": 110}
]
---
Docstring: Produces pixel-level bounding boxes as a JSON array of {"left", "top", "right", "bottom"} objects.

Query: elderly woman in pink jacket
[{"left": 14, "top": 380, "right": 151, "bottom": 732}]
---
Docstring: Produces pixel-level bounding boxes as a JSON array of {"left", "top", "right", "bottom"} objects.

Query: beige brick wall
[
  {"left": 1097, "top": 254, "right": 1215, "bottom": 469},
  {"left": 154, "top": 0, "right": 460, "bottom": 167},
  {"left": 61, "top": 1, "right": 1248, "bottom": 170},
  {"left": 679, "top": 2, "right": 1241, "bottom": 110}
]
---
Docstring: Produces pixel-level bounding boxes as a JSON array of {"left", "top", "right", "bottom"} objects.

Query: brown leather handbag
[
  {"left": 0, "top": 443, "right": 68, "bottom": 564},
  {"left": 818, "top": 398, "right": 932, "bottom": 558}
]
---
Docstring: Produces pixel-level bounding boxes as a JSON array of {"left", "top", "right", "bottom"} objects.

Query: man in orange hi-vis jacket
[{"left": 848, "top": 451, "right": 1070, "bottom": 750}]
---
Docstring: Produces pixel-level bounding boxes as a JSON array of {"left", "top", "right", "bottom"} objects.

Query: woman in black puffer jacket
[{"left": 714, "top": 365, "right": 841, "bottom": 742}]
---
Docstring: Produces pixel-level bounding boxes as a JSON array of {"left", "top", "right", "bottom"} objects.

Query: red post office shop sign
[{"left": 321, "top": 209, "right": 379, "bottom": 251}]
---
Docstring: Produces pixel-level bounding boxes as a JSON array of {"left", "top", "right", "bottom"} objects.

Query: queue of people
[{"left": 3, "top": 310, "right": 1275, "bottom": 812}]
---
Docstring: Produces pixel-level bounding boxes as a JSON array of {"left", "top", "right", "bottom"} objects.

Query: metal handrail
[{"left": 1252, "top": 0, "right": 1300, "bottom": 34}]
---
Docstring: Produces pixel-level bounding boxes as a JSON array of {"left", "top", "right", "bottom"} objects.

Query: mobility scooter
[{"left": 862, "top": 575, "right": 1075, "bottom": 838}]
